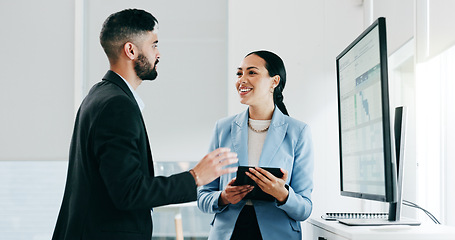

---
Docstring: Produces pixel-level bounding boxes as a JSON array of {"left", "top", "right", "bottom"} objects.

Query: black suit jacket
[{"left": 52, "top": 70, "right": 197, "bottom": 240}]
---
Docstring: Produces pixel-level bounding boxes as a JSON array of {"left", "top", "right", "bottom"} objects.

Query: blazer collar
[
  {"left": 102, "top": 70, "right": 135, "bottom": 101},
  {"left": 231, "top": 107, "right": 288, "bottom": 167}
]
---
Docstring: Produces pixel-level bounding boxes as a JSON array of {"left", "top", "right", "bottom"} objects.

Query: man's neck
[{"left": 110, "top": 64, "right": 142, "bottom": 90}]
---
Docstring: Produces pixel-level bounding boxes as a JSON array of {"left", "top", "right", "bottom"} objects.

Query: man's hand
[
  {"left": 219, "top": 178, "right": 254, "bottom": 206},
  {"left": 191, "top": 148, "right": 238, "bottom": 186}
]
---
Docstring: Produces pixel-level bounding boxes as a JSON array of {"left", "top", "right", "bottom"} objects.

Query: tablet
[{"left": 233, "top": 166, "right": 283, "bottom": 201}]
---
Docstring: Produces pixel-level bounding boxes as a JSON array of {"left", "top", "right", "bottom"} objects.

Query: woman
[{"left": 197, "top": 50, "right": 314, "bottom": 240}]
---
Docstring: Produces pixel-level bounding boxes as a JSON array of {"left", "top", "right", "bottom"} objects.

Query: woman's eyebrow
[
  {"left": 238, "top": 66, "right": 259, "bottom": 70},
  {"left": 246, "top": 66, "right": 259, "bottom": 70}
]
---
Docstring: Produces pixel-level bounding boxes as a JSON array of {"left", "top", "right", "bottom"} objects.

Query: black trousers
[{"left": 230, "top": 205, "right": 262, "bottom": 240}]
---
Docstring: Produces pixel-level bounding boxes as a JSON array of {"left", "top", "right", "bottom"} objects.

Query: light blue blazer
[{"left": 197, "top": 107, "right": 314, "bottom": 240}]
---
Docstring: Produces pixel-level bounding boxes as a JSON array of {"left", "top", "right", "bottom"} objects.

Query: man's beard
[{"left": 134, "top": 53, "right": 159, "bottom": 81}]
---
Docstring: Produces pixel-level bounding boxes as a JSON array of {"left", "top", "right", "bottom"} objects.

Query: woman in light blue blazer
[{"left": 197, "top": 50, "right": 314, "bottom": 240}]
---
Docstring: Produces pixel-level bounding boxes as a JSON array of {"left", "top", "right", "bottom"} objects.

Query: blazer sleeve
[
  {"left": 276, "top": 124, "right": 314, "bottom": 221},
  {"left": 197, "top": 121, "right": 228, "bottom": 214},
  {"left": 93, "top": 95, "right": 197, "bottom": 210}
]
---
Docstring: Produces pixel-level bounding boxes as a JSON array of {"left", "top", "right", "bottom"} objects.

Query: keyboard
[{"left": 321, "top": 212, "right": 388, "bottom": 221}]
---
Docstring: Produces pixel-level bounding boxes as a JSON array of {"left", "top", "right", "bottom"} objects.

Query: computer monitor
[{"left": 336, "top": 17, "right": 419, "bottom": 226}]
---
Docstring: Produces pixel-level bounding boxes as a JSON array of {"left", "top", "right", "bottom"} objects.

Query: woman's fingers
[
  {"left": 253, "top": 167, "right": 276, "bottom": 180},
  {"left": 246, "top": 167, "right": 272, "bottom": 186},
  {"left": 280, "top": 168, "right": 288, "bottom": 181},
  {"left": 227, "top": 177, "right": 237, "bottom": 186},
  {"left": 245, "top": 167, "right": 288, "bottom": 200},
  {"left": 224, "top": 185, "right": 254, "bottom": 204}
]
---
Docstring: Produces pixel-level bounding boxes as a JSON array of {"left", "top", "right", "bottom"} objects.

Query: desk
[
  {"left": 154, "top": 202, "right": 197, "bottom": 240},
  {"left": 304, "top": 217, "right": 455, "bottom": 240}
]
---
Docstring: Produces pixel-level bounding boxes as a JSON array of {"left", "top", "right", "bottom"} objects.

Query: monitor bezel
[{"left": 336, "top": 17, "right": 396, "bottom": 203}]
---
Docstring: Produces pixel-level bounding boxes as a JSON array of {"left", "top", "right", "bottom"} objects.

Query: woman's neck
[{"left": 249, "top": 104, "right": 275, "bottom": 120}]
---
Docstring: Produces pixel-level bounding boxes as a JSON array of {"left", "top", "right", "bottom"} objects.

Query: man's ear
[{"left": 123, "top": 42, "right": 137, "bottom": 60}]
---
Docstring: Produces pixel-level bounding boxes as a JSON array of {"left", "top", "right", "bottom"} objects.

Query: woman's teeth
[{"left": 240, "top": 88, "right": 251, "bottom": 92}]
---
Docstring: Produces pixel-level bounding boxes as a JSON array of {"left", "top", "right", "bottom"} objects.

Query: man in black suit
[{"left": 52, "top": 9, "right": 238, "bottom": 240}]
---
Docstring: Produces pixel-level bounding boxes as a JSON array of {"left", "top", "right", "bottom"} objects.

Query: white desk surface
[
  {"left": 153, "top": 201, "right": 197, "bottom": 212},
  {"left": 308, "top": 217, "right": 455, "bottom": 240}
]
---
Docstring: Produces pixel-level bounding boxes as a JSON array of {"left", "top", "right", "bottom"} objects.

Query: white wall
[
  {"left": 0, "top": 0, "right": 75, "bottom": 161},
  {"left": 364, "top": 0, "right": 414, "bottom": 53},
  {"left": 415, "top": 0, "right": 455, "bottom": 63}
]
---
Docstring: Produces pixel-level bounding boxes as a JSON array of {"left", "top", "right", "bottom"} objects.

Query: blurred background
[{"left": 1, "top": 0, "right": 455, "bottom": 239}]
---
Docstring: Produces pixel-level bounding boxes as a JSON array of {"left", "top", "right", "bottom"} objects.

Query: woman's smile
[{"left": 239, "top": 86, "right": 253, "bottom": 95}]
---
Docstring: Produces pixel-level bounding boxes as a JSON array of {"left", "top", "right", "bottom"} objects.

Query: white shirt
[
  {"left": 246, "top": 118, "right": 271, "bottom": 205},
  {"left": 113, "top": 71, "right": 145, "bottom": 112},
  {"left": 247, "top": 119, "right": 271, "bottom": 167}
]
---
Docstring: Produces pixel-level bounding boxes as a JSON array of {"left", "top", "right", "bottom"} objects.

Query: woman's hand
[
  {"left": 246, "top": 167, "right": 289, "bottom": 203},
  {"left": 219, "top": 178, "right": 254, "bottom": 206}
]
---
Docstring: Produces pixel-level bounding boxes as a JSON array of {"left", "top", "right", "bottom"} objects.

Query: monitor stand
[{"left": 339, "top": 107, "right": 421, "bottom": 227}]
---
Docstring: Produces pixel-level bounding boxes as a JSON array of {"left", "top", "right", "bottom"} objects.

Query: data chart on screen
[{"left": 338, "top": 25, "right": 385, "bottom": 196}]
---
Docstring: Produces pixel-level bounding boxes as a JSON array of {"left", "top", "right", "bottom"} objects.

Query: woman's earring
[{"left": 270, "top": 88, "right": 274, "bottom": 93}]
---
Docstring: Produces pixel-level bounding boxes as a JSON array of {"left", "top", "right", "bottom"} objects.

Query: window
[
  {"left": 415, "top": 44, "right": 455, "bottom": 225},
  {"left": 389, "top": 40, "right": 455, "bottom": 225}
]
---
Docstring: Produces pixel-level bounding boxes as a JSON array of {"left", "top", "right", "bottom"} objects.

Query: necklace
[{"left": 248, "top": 120, "right": 270, "bottom": 133}]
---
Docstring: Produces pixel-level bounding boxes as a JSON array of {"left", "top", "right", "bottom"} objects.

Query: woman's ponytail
[{"left": 246, "top": 50, "right": 289, "bottom": 116}]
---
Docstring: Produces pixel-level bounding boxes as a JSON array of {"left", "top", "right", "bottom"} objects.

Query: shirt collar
[{"left": 113, "top": 71, "right": 145, "bottom": 112}]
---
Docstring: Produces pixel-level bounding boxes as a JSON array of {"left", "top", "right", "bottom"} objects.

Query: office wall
[
  {"left": 364, "top": 0, "right": 455, "bottom": 61},
  {"left": 0, "top": 0, "right": 75, "bottom": 161},
  {"left": 364, "top": 0, "right": 414, "bottom": 54},
  {"left": 415, "top": 0, "right": 455, "bottom": 62},
  {"left": 0, "top": 1, "right": 74, "bottom": 238}
]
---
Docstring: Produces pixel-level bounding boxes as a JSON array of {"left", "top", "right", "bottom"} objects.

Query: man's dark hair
[{"left": 100, "top": 9, "right": 158, "bottom": 62}]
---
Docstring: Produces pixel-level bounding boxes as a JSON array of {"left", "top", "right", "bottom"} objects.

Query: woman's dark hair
[
  {"left": 246, "top": 50, "right": 289, "bottom": 116},
  {"left": 100, "top": 9, "right": 158, "bottom": 62}
]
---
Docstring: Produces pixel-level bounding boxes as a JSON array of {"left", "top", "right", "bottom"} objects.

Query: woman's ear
[
  {"left": 123, "top": 42, "right": 137, "bottom": 60},
  {"left": 272, "top": 75, "right": 281, "bottom": 88}
]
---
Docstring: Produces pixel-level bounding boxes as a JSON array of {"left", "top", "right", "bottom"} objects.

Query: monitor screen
[{"left": 336, "top": 17, "right": 395, "bottom": 202}]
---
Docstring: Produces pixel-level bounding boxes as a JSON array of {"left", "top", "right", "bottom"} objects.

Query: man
[{"left": 52, "top": 9, "right": 238, "bottom": 240}]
